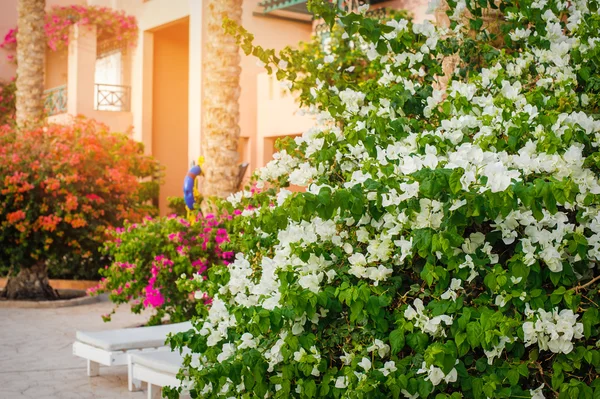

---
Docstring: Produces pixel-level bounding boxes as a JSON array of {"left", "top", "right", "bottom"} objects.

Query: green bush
[{"left": 167, "top": 0, "right": 600, "bottom": 398}]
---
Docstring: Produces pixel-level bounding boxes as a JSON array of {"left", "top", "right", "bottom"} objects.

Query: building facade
[{"left": 0, "top": 0, "right": 429, "bottom": 214}]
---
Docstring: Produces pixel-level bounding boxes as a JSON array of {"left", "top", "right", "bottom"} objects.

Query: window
[{"left": 95, "top": 51, "right": 128, "bottom": 111}]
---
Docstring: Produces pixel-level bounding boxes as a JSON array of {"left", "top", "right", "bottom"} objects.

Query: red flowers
[
  {"left": 6, "top": 210, "right": 25, "bottom": 224},
  {"left": 0, "top": 119, "right": 160, "bottom": 270}
]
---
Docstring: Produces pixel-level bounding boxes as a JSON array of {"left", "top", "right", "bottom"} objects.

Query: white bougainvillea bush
[{"left": 166, "top": 0, "right": 600, "bottom": 397}]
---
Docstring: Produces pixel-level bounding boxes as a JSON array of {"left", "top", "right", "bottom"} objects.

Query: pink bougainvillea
[
  {"left": 95, "top": 212, "right": 234, "bottom": 325},
  {"left": 0, "top": 5, "right": 138, "bottom": 54}
]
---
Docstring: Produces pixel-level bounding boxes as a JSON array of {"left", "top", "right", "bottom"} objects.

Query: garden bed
[
  {"left": 0, "top": 278, "right": 99, "bottom": 291},
  {"left": 0, "top": 288, "right": 102, "bottom": 308}
]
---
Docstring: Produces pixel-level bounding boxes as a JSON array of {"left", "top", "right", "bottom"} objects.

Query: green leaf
[
  {"left": 304, "top": 379, "right": 317, "bottom": 398},
  {"left": 507, "top": 369, "right": 520, "bottom": 385},
  {"left": 390, "top": 329, "right": 405, "bottom": 353},
  {"left": 449, "top": 168, "right": 464, "bottom": 194},
  {"left": 466, "top": 322, "right": 483, "bottom": 348}
]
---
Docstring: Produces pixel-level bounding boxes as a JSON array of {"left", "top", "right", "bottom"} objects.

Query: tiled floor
[{"left": 0, "top": 295, "right": 153, "bottom": 399}]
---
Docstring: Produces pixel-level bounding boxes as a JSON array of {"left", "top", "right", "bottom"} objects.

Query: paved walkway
[{"left": 0, "top": 296, "right": 155, "bottom": 399}]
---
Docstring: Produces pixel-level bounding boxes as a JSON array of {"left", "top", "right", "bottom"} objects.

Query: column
[
  {"left": 67, "top": 24, "right": 97, "bottom": 117},
  {"left": 131, "top": 31, "right": 154, "bottom": 154}
]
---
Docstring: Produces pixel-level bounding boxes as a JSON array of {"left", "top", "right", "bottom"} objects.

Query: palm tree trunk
[
  {"left": 3, "top": 262, "right": 58, "bottom": 300},
  {"left": 16, "top": 0, "right": 46, "bottom": 129},
  {"left": 202, "top": 0, "right": 243, "bottom": 199}
]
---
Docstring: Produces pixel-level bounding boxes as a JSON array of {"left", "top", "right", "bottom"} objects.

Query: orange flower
[{"left": 6, "top": 209, "right": 25, "bottom": 223}]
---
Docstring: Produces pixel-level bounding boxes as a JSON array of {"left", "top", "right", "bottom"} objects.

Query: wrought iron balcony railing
[
  {"left": 95, "top": 83, "right": 131, "bottom": 112},
  {"left": 44, "top": 85, "right": 68, "bottom": 116}
]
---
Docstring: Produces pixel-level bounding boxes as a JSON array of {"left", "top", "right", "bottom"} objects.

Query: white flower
[
  {"left": 523, "top": 308, "right": 584, "bottom": 354},
  {"left": 298, "top": 273, "right": 323, "bottom": 293},
  {"left": 324, "top": 55, "right": 335, "bottom": 64},
  {"left": 339, "top": 88, "right": 366, "bottom": 114},
  {"left": 483, "top": 336, "right": 512, "bottom": 365},
  {"left": 530, "top": 384, "right": 546, "bottom": 399},
  {"left": 358, "top": 357, "right": 372, "bottom": 371},
  {"left": 276, "top": 189, "right": 292, "bottom": 206},
  {"left": 277, "top": 59, "right": 288, "bottom": 69},
  {"left": 482, "top": 162, "right": 521, "bottom": 193},
  {"left": 334, "top": 376, "right": 348, "bottom": 388},
  {"left": 401, "top": 389, "right": 419, "bottom": 399},
  {"left": 440, "top": 278, "right": 463, "bottom": 301},
  {"left": 238, "top": 333, "right": 257, "bottom": 349},
  {"left": 367, "top": 339, "right": 391, "bottom": 358},
  {"left": 417, "top": 362, "right": 457, "bottom": 386},
  {"left": 340, "top": 351, "right": 354, "bottom": 365},
  {"left": 366, "top": 265, "right": 393, "bottom": 286},
  {"left": 348, "top": 252, "right": 367, "bottom": 267},
  {"left": 380, "top": 360, "right": 397, "bottom": 376},
  {"left": 501, "top": 80, "right": 522, "bottom": 100},
  {"left": 217, "top": 343, "right": 235, "bottom": 363}
]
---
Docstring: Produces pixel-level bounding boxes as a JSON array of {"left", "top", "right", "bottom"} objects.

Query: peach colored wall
[
  {"left": 152, "top": 19, "right": 189, "bottom": 216},
  {"left": 236, "top": 0, "right": 313, "bottom": 174},
  {"left": 45, "top": 49, "right": 68, "bottom": 89},
  {"left": 379, "top": 0, "right": 431, "bottom": 22},
  {"left": 88, "top": 110, "right": 133, "bottom": 132},
  {"left": 256, "top": 72, "right": 315, "bottom": 167}
]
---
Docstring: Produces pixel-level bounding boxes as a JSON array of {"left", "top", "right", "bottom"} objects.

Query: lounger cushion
[
  {"left": 76, "top": 322, "right": 193, "bottom": 351},
  {"left": 130, "top": 350, "right": 187, "bottom": 375}
]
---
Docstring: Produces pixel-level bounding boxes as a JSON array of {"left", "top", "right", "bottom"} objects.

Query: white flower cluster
[
  {"left": 417, "top": 361, "right": 458, "bottom": 386},
  {"left": 198, "top": 297, "right": 237, "bottom": 347},
  {"left": 523, "top": 307, "right": 584, "bottom": 354},
  {"left": 404, "top": 298, "right": 453, "bottom": 337},
  {"left": 180, "top": 0, "right": 600, "bottom": 396}
]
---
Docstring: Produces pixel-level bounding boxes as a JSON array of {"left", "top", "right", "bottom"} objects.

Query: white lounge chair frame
[
  {"left": 73, "top": 341, "right": 171, "bottom": 378},
  {"left": 128, "top": 353, "right": 189, "bottom": 399},
  {"left": 73, "top": 321, "right": 193, "bottom": 392}
]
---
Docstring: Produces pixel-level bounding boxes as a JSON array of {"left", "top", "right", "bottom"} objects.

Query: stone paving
[{"left": 0, "top": 295, "right": 155, "bottom": 399}]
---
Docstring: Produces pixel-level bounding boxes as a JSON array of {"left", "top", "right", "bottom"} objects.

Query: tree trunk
[
  {"left": 16, "top": 0, "right": 46, "bottom": 129},
  {"left": 3, "top": 262, "right": 58, "bottom": 300},
  {"left": 202, "top": 0, "right": 243, "bottom": 199}
]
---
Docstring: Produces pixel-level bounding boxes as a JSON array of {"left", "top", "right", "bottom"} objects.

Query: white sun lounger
[
  {"left": 128, "top": 350, "right": 189, "bottom": 399},
  {"left": 72, "top": 321, "right": 193, "bottom": 380}
]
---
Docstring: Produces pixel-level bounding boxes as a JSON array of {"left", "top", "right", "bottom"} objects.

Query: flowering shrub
[
  {"left": 0, "top": 5, "right": 138, "bottom": 53},
  {"left": 44, "top": 5, "right": 138, "bottom": 51},
  {"left": 0, "top": 119, "right": 160, "bottom": 290},
  {"left": 0, "top": 79, "right": 16, "bottom": 126},
  {"left": 167, "top": 0, "right": 600, "bottom": 398},
  {"left": 94, "top": 213, "right": 233, "bottom": 326},
  {"left": 0, "top": 28, "right": 17, "bottom": 64}
]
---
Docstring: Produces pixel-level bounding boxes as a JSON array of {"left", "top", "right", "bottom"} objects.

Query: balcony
[
  {"left": 94, "top": 84, "right": 131, "bottom": 112},
  {"left": 44, "top": 85, "right": 68, "bottom": 116}
]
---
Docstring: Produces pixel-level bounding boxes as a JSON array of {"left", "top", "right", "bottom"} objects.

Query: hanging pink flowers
[{"left": 0, "top": 5, "right": 138, "bottom": 54}]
